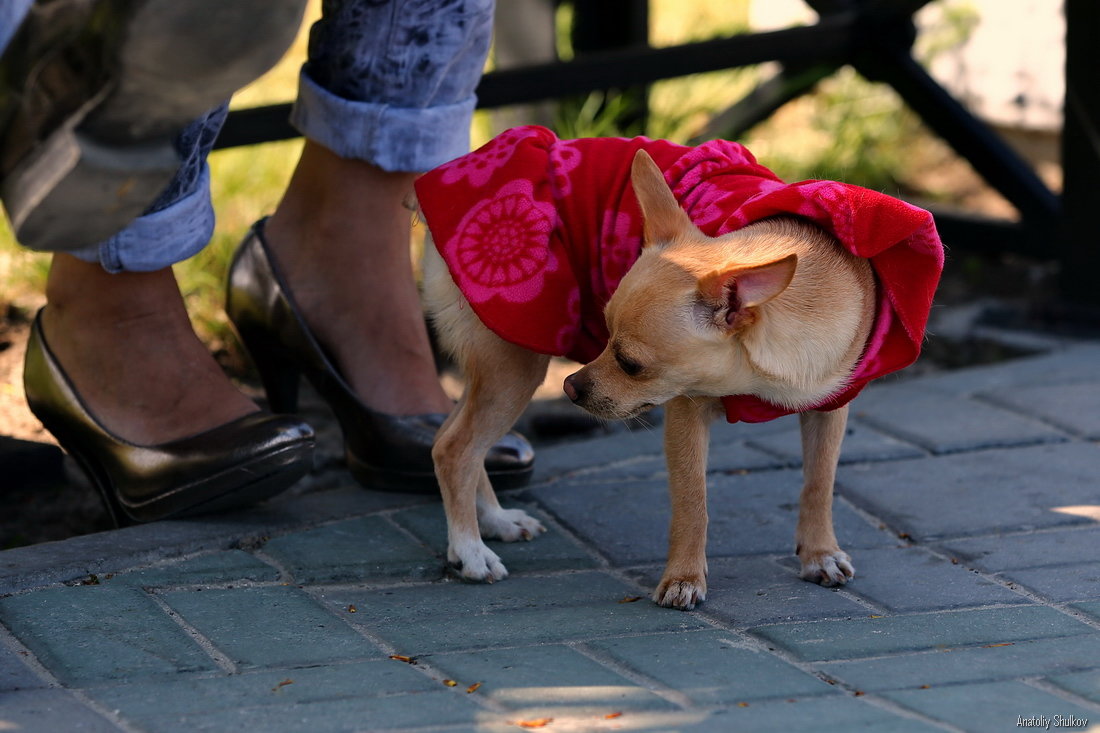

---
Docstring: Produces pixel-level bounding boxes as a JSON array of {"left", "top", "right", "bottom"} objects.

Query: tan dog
[{"left": 424, "top": 150, "right": 875, "bottom": 610}]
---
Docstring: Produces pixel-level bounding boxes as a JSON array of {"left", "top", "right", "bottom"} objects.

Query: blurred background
[{"left": 0, "top": 0, "right": 1072, "bottom": 543}]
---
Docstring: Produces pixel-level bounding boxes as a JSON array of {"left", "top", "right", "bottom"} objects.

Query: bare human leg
[
  {"left": 40, "top": 254, "right": 257, "bottom": 444},
  {"left": 262, "top": 140, "right": 452, "bottom": 417}
]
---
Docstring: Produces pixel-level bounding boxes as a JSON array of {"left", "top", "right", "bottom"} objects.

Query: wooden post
[
  {"left": 1061, "top": 0, "right": 1100, "bottom": 305},
  {"left": 570, "top": 0, "right": 650, "bottom": 133}
]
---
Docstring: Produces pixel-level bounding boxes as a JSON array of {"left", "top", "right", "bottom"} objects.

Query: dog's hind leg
[
  {"left": 475, "top": 459, "right": 545, "bottom": 543},
  {"left": 795, "top": 406, "right": 854, "bottom": 586},
  {"left": 433, "top": 335, "right": 549, "bottom": 582}
]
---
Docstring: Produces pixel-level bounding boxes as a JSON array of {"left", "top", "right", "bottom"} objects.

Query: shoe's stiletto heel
[
  {"left": 225, "top": 218, "right": 535, "bottom": 494},
  {"left": 234, "top": 327, "right": 303, "bottom": 415},
  {"left": 23, "top": 310, "right": 316, "bottom": 524},
  {"left": 67, "top": 444, "right": 131, "bottom": 528}
]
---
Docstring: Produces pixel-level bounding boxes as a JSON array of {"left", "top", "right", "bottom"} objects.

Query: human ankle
[
  {"left": 45, "top": 255, "right": 185, "bottom": 322},
  {"left": 41, "top": 255, "right": 258, "bottom": 443},
  {"left": 265, "top": 142, "right": 416, "bottom": 252},
  {"left": 256, "top": 142, "right": 451, "bottom": 415}
]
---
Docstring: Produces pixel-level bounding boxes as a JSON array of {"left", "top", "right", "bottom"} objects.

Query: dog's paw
[
  {"left": 448, "top": 539, "right": 508, "bottom": 583},
  {"left": 798, "top": 547, "right": 855, "bottom": 587},
  {"left": 653, "top": 575, "right": 707, "bottom": 611},
  {"left": 479, "top": 507, "right": 546, "bottom": 543}
]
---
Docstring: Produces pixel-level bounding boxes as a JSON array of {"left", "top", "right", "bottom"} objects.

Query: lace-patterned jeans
[{"left": 1, "top": 0, "right": 494, "bottom": 271}]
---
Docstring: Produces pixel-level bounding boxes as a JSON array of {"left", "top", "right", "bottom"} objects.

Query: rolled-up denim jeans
[
  {"left": 0, "top": 0, "right": 33, "bottom": 52},
  {"left": 1, "top": 0, "right": 494, "bottom": 272}
]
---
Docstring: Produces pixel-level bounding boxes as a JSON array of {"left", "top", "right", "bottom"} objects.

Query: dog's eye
[{"left": 616, "top": 352, "right": 644, "bottom": 377}]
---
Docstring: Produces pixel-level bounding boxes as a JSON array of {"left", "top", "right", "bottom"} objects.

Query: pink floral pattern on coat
[
  {"left": 415, "top": 126, "right": 944, "bottom": 423},
  {"left": 439, "top": 127, "right": 542, "bottom": 188},
  {"left": 548, "top": 141, "right": 584, "bottom": 199},
  {"left": 594, "top": 209, "right": 638, "bottom": 300},
  {"left": 444, "top": 178, "right": 559, "bottom": 304}
]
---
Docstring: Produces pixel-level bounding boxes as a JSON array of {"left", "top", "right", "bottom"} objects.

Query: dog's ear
[
  {"left": 631, "top": 150, "right": 701, "bottom": 247},
  {"left": 698, "top": 254, "right": 798, "bottom": 330}
]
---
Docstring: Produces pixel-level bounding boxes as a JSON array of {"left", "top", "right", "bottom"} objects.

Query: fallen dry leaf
[
  {"left": 271, "top": 679, "right": 293, "bottom": 692},
  {"left": 737, "top": 702, "right": 750, "bottom": 708},
  {"left": 603, "top": 712, "right": 622, "bottom": 719},
  {"left": 389, "top": 654, "right": 417, "bottom": 664},
  {"left": 982, "top": 643, "right": 1014, "bottom": 648},
  {"left": 467, "top": 682, "right": 482, "bottom": 694},
  {"left": 617, "top": 596, "right": 643, "bottom": 604},
  {"left": 514, "top": 718, "right": 553, "bottom": 729},
  {"left": 443, "top": 679, "right": 458, "bottom": 687},
  {"left": 347, "top": 604, "right": 357, "bottom": 613}
]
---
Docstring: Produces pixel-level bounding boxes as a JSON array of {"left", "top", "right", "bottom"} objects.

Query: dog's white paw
[
  {"left": 798, "top": 548, "right": 855, "bottom": 587},
  {"left": 653, "top": 575, "right": 707, "bottom": 611},
  {"left": 448, "top": 539, "right": 508, "bottom": 583},
  {"left": 479, "top": 507, "right": 546, "bottom": 543}
]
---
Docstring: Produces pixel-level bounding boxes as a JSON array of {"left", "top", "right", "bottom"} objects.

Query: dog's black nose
[{"left": 563, "top": 372, "right": 587, "bottom": 403}]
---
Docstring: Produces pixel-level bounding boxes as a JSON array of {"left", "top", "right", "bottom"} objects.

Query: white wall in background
[{"left": 749, "top": 0, "right": 1063, "bottom": 132}]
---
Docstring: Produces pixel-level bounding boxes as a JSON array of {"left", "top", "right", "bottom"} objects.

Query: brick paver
[
  {"left": 260, "top": 516, "right": 442, "bottom": 584},
  {"left": 1, "top": 343, "right": 1098, "bottom": 731},
  {"left": 881, "top": 680, "right": 1097, "bottom": 733},
  {"left": 819, "top": 634, "right": 1100, "bottom": 691},
  {"left": 838, "top": 442, "right": 1100, "bottom": 541},
  {"left": 835, "top": 545, "right": 1026, "bottom": 611},
  {"left": 585, "top": 629, "right": 834, "bottom": 704},
  {"left": 426, "top": 645, "right": 677, "bottom": 712},
  {"left": 851, "top": 383, "right": 1068, "bottom": 454},
  {"left": 629, "top": 555, "right": 875, "bottom": 627},
  {"left": 750, "top": 605, "right": 1095, "bottom": 662},
  {"left": 0, "top": 585, "right": 221, "bottom": 685}
]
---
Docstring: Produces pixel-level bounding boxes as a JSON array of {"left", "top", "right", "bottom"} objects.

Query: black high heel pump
[
  {"left": 225, "top": 218, "right": 534, "bottom": 494},
  {"left": 23, "top": 310, "right": 315, "bottom": 525}
]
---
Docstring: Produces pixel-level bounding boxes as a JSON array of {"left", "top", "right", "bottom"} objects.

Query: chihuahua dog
[{"left": 418, "top": 128, "right": 940, "bottom": 610}]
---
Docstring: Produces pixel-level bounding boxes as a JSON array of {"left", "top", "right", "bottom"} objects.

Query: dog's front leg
[
  {"left": 654, "top": 395, "right": 719, "bottom": 610},
  {"left": 433, "top": 345, "right": 549, "bottom": 582},
  {"left": 795, "top": 406, "right": 855, "bottom": 586}
]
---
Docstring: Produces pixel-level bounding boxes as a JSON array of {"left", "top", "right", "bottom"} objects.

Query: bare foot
[
  {"left": 262, "top": 141, "right": 452, "bottom": 417},
  {"left": 41, "top": 255, "right": 258, "bottom": 445}
]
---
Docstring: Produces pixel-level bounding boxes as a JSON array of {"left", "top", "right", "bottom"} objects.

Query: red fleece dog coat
[{"left": 414, "top": 126, "right": 944, "bottom": 423}]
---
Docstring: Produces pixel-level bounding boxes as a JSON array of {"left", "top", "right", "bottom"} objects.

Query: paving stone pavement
[{"left": 1, "top": 343, "right": 1099, "bottom": 732}]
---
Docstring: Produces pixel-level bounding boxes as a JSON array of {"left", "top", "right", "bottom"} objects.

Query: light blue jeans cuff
[
  {"left": 0, "top": 0, "right": 32, "bottom": 51},
  {"left": 291, "top": 70, "right": 475, "bottom": 172},
  {"left": 67, "top": 165, "right": 215, "bottom": 273}
]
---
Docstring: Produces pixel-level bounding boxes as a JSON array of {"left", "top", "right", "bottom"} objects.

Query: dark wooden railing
[{"left": 214, "top": 0, "right": 1097, "bottom": 308}]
